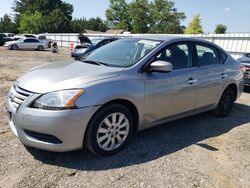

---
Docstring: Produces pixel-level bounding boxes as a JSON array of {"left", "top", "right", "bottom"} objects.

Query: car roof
[
  {"left": 131, "top": 35, "right": 208, "bottom": 43},
  {"left": 22, "top": 37, "right": 39, "bottom": 40},
  {"left": 130, "top": 35, "right": 226, "bottom": 51}
]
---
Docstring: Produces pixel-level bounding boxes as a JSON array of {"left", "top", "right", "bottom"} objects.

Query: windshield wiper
[{"left": 81, "top": 60, "right": 109, "bottom": 66}]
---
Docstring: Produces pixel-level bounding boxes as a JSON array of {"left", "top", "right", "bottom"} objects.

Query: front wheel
[
  {"left": 85, "top": 104, "right": 133, "bottom": 156},
  {"left": 213, "top": 87, "right": 235, "bottom": 117},
  {"left": 11, "top": 44, "right": 18, "bottom": 50},
  {"left": 37, "top": 45, "right": 44, "bottom": 51}
]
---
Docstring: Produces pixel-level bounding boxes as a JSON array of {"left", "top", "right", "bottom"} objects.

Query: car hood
[
  {"left": 5, "top": 40, "right": 18, "bottom": 45},
  {"left": 16, "top": 61, "right": 124, "bottom": 93}
]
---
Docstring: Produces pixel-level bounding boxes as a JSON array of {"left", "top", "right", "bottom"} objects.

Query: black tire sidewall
[
  {"left": 217, "top": 87, "right": 235, "bottom": 117},
  {"left": 11, "top": 44, "right": 18, "bottom": 50},
  {"left": 85, "top": 104, "right": 134, "bottom": 156},
  {"left": 38, "top": 46, "right": 44, "bottom": 51}
]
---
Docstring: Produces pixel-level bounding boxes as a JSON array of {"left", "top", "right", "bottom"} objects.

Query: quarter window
[
  {"left": 155, "top": 43, "right": 191, "bottom": 70},
  {"left": 196, "top": 44, "right": 220, "bottom": 66}
]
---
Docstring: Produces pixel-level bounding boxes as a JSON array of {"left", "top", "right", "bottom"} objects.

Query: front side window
[
  {"left": 155, "top": 43, "right": 191, "bottom": 70},
  {"left": 196, "top": 44, "right": 220, "bottom": 66},
  {"left": 30, "top": 39, "right": 39, "bottom": 42},
  {"left": 83, "top": 38, "right": 162, "bottom": 67},
  {"left": 24, "top": 39, "right": 31, "bottom": 43}
]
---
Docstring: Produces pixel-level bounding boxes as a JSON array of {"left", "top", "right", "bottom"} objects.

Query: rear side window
[
  {"left": 245, "top": 53, "right": 250, "bottom": 58},
  {"left": 195, "top": 44, "right": 220, "bottom": 66},
  {"left": 38, "top": 36, "right": 46, "bottom": 40}
]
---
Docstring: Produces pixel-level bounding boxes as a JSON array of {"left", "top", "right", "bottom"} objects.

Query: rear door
[
  {"left": 144, "top": 42, "right": 198, "bottom": 124},
  {"left": 193, "top": 42, "right": 226, "bottom": 108}
]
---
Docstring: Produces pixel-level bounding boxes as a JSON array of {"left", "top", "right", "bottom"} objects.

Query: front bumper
[
  {"left": 4, "top": 44, "right": 10, "bottom": 49},
  {"left": 7, "top": 90, "right": 100, "bottom": 152}
]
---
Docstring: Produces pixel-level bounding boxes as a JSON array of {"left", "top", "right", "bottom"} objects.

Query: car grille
[{"left": 8, "top": 85, "right": 33, "bottom": 112}]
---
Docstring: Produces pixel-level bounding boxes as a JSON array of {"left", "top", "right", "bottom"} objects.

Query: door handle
[
  {"left": 187, "top": 78, "right": 198, "bottom": 84},
  {"left": 221, "top": 73, "right": 228, "bottom": 79}
]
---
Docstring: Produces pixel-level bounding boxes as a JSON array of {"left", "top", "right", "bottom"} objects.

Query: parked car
[
  {"left": 37, "top": 35, "right": 53, "bottom": 48},
  {"left": 4, "top": 38, "right": 48, "bottom": 50},
  {"left": 0, "top": 33, "right": 15, "bottom": 46},
  {"left": 3, "top": 33, "right": 15, "bottom": 37},
  {"left": 71, "top": 34, "right": 118, "bottom": 59},
  {"left": 7, "top": 36, "right": 244, "bottom": 156},
  {"left": 11, "top": 34, "right": 52, "bottom": 48},
  {"left": 238, "top": 53, "right": 250, "bottom": 86}
]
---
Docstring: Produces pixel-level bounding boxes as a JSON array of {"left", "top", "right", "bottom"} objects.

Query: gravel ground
[{"left": 0, "top": 47, "right": 250, "bottom": 188}]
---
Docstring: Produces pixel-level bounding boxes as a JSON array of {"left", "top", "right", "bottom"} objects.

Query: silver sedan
[
  {"left": 4, "top": 38, "right": 48, "bottom": 50},
  {"left": 7, "top": 36, "right": 244, "bottom": 156}
]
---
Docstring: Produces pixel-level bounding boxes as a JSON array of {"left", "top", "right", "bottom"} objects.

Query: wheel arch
[
  {"left": 226, "top": 83, "right": 238, "bottom": 101},
  {"left": 86, "top": 99, "right": 140, "bottom": 135}
]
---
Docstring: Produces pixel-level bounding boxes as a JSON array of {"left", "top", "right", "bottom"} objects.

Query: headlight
[{"left": 32, "top": 89, "right": 84, "bottom": 110}]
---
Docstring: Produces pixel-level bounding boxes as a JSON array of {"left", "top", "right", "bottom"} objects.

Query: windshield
[{"left": 83, "top": 38, "right": 162, "bottom": 67}]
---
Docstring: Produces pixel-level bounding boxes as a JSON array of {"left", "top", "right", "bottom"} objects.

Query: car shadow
[{"left": 26, "top": 102, "right": 250, "bottom": 171}]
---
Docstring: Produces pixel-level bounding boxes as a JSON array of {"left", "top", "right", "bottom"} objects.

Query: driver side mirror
[{"left": 149, "top": 60, "right": 173, "bottom": 73}]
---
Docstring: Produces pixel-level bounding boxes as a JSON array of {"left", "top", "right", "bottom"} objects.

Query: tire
[
  {"left": 213, "top": 87, "right": 235, "bottom": 117},
  {"left": 48, "top": 42, "right": 52, "bottom": 48},
  {"left": 37, "top": 45, "right": 44, "bottom": 51},
  {"left": 11, "top": 44, "right": 18, "bottom": 50},
  {"left": 85, "top": 103, "right": 134, "bottom": 156}
]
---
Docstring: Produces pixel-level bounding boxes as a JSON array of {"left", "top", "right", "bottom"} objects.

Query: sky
[{"left": 0, "top": 0, "right": 250, "bottom": 33}]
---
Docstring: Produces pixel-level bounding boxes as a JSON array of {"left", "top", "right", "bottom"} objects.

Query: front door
[{"left": 144, "top": 42, "right": 198, "bottom": 124}]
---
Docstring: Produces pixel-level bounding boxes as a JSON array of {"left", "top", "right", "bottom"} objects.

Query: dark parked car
[
  {"left": 238, "top": 53, "right": 250, "bottom": 86},
  {"left": 0, "top": 33, "right": 15, "bottom": 46},
  {"left": 71, "top": 34, "right": 118, "bottom": 59}
]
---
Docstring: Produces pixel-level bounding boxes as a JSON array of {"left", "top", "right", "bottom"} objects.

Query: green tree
[
  {"left": 19, "top": 11, "right": 42, "bottom": 33},
  {"left": 42, "top": 9, "right": 72, "bottom": 33},
  {"left": 148, "top": 0, "right": 186, "bottom": 34},
  {"left": 215, "top": 24, "right": 227, "bottom": 34},
  {"left": 86, "top": 17, "right": 108, "bottom": 32},
  {"left": 0, "top": 14, "right": 17, "bottom": 33},
  {"left": 71, "top": 18, "right": 88, "bottom": 33},
  {"left": 184, "top": 14, "right": 203, "bottom": 34},
  {"left": 71, "top": 17, "right": 108, "bottom": 33},
  {"left": 129, "top": 0, "right": 151, "bottom": 33},
  {"left": 13, "top": 0, "right": 73, "bottom": 33},
  {"left": 106, "top": 0, "right": 131, "bottom": 30}
]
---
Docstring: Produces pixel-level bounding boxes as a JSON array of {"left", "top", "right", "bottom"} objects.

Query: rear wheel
[
  {"left": 85, "top": 104, "right": 133, "bottom": 156},
  {"left": 213, "top": 87, "right": 235, "bottom": 117},
  {"left": 11, "top": 44, "right": 18, "bottom": 50},
  {"left": 37, "top": 45, "right": 44, "bottom": 51}
]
